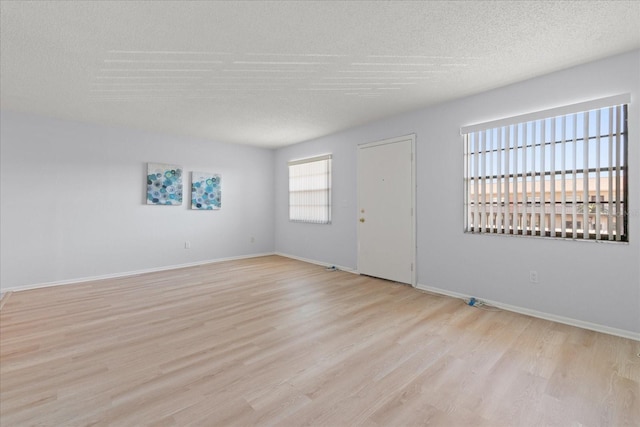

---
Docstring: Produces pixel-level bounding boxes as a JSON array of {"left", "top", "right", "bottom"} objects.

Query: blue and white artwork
[
  {"left": 191, "top": 172, "right": 221, "bottom": 210},
  {"left": 146, "top": 163, "right": 183, "bottom": 205}
]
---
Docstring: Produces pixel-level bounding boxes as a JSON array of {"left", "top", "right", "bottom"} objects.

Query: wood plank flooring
[{"left": 1, "top": 255, "right": 638, "bottom": 426}]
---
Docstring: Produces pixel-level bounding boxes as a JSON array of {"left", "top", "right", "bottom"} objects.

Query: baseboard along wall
[
  {"left": 0, "top": 252, "right": 276, "bottom": 294},
  {"left": 416, "top": 283, "right": 640, "bottom": 342}
]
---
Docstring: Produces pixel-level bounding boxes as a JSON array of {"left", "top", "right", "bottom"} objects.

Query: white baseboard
[
  {"left": 416, "top": 283, "right": 640, "bottom": 342},
  {"left": 275, "top": 252, "right": 358, "bottom": 274},
  {"left": 2, "top": 252, "right": 276, "bottom": 294},
  {"left": 0, "top": 291, "right": 11, "bottom": 311}
]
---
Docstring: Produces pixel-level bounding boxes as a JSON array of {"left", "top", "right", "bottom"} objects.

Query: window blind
[
  {"left": 463, "top": 95, "right": 629, "bottom": 242},
  {"left": 288, "top": 154, "right": 332, "bottom": 224}
]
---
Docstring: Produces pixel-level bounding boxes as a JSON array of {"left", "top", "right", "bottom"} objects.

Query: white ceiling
[{"left": 1, "top": 1, "right": 639, "bottom": 148}]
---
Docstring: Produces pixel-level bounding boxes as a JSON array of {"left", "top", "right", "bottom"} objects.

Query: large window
[
  {"left": 463, "top": 95, "right": 629, "bottom": 242},
  {"left": 289, "top": 154, "right": 332, "bottom": 224}
]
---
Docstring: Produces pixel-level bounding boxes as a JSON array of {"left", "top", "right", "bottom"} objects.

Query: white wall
[
  {"left": 275, "top": 50, "right": 640, "bottom": 335},
  {"left": 0, "top": 112, "right": 275, "bottom": 291}
]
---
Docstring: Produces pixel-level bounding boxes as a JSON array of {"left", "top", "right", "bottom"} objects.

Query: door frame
[{"left": 357, "top": 134, "right": 417, "bottom": 287}]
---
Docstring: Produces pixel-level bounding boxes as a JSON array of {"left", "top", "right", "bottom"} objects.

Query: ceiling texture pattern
[{"left": 1, "top": 1, "right": 639, "bottom": 148}]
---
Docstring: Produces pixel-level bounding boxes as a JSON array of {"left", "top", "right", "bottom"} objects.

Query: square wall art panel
[
  {"left": 191, "top": 172, "right": 221, "bottom": 210},
  {"left": 146, "top": 163, "right": 183, "bottom": 205}
]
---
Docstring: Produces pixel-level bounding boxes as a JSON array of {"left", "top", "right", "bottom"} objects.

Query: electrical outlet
[
  {"left": 185, "top": 241, "right": 191, "bottom": 249},
  {"left": 529, "top": 270, "right": 538, "bottom": 283}
]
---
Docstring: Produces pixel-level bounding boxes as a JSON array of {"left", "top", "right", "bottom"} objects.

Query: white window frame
[
  {"left": 462, "top": 94, "right": 629, "bottom": 242},
  {"left": 288, "top": 154, "right": 332, "bottom": 224}
]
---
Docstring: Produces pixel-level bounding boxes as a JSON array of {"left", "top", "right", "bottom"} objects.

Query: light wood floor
[{"left": 1, "top": 255, "right": 638, "bottom": 426}]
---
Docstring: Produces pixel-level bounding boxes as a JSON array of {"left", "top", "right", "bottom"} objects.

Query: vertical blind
[
  {"left": 462, "top": 95, "right": 629, "bottom": 242},
  {"left": 289, "top": 154, "right": 332, "bottom": 224}
]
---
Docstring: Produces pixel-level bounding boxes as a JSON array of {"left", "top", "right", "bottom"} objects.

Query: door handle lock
[{"left": 359, "top": 218, "right": 365, "bottom": 223}]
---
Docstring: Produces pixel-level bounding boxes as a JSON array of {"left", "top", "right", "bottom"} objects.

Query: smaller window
[{"left": 288, "top": 154, "right": 332, "bottom": 224}]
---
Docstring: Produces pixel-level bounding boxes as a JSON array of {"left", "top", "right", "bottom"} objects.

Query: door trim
[{"left": 357, "top": 134, "right": 417, "bottom": 286}]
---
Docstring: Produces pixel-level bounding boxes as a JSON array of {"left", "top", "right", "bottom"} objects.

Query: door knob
[{"left": 359, "top": 218, "right": 365, "bottom": 223}]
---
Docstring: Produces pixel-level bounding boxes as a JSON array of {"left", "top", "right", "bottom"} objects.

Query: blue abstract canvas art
[
  {"left": 191, "top": 172, "right": 221, "bottom": 210},
  {"left": 146, "top": 163, "right": 183, "bottom": 205}
]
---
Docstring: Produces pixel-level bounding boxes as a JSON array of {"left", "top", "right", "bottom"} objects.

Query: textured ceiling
[{"left": 1, "top": 1, "right": 639, "bottom": 148}]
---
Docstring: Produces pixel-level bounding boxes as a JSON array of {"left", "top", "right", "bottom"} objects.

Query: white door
[{"left": 357, "top": 135, "right": 416, "bottom": 285}]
